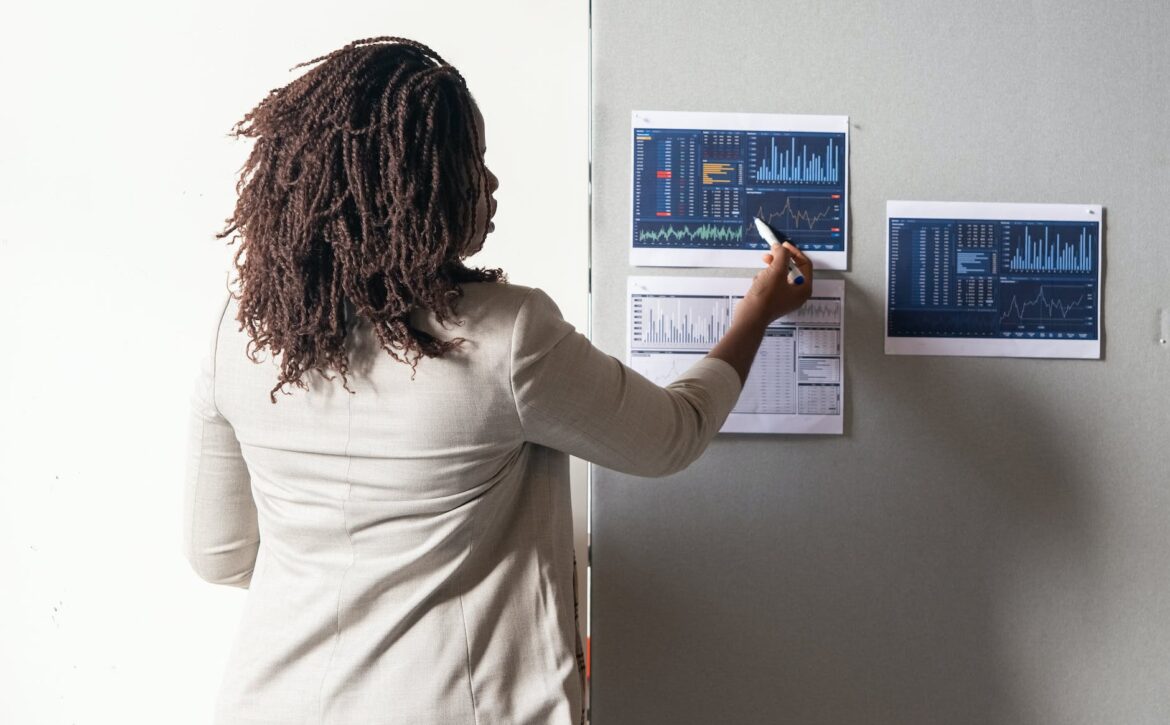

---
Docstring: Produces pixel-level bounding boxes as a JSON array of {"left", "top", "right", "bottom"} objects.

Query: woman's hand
[
  {"left": 733, "top": 241, "right": 815, "bottom": 330},
  {"left": 707, "top": 241, "right": 815, "bottom": 385}
]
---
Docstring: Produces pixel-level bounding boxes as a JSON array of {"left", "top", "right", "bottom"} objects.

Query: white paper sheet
[
  {"left": 885, "top": 201, "right": 1102, "bottom": 359},
  {"left": 628, "top": 276, "right": 846, "bottom": 435},
  {"left": 630, "top": 110, "right": 849, "bottom": 271}
]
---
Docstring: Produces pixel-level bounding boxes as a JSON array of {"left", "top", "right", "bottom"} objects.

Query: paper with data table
[
  {"left": 628, "top": 276, "right": 846, "bottom": 435},
  {"left": 630, "top": 110, "right": 849, "bottom": 270},
  {"left": 886, "top": 200, "right": 1102, "bottom": 359}
]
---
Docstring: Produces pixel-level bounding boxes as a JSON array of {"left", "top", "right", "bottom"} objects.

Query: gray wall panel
[{"left": 590, "top": 1, "right": 1170, "bottom": 723}]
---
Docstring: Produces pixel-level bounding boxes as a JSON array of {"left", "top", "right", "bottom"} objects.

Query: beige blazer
[{"left": 184, "top": 282, "right": 741, "bottom": 725}]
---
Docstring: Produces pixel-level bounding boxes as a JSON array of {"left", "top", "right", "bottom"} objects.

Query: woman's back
[{"left": 192, "top": 283, "right": 586, "bottom": 724}]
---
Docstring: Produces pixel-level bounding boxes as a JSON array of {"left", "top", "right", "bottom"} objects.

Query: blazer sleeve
[
  {"left": 182, "top": 296, "right": 259, "bottom": 588},
  {"left": 510, "top": 288, "right": 742, "bottom": 477}
]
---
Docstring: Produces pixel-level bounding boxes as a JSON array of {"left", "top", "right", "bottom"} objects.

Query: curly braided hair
[{"left": 218, "top": 36, "right": 503, "bottom": 403}]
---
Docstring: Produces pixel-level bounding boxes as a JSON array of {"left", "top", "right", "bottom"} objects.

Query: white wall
[{"left": 0, "top": 2, "right": 588, "bottom": 722}]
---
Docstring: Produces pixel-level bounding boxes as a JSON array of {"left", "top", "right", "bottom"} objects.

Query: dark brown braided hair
[{"left": 218, "top": 36, "right": 503, "bottom": 403}]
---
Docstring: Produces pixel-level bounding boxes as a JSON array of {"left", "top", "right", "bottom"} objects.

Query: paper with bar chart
[
  {"left": 628, "top": 276, "right": 846, "bottom": 434},
  {"left": 630, "top": 110, "right": 849, "bottom": 270},
  {"left": 886, "top": 200, "right": 1102, "bottom": 358}
]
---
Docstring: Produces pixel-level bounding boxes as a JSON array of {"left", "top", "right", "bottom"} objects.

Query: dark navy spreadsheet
[
  {"left": 885, "top": 201, "right": 1102, "bottom": 359},
  {"left": 630, "top": 111, "right": 849, "bottom": 270}
]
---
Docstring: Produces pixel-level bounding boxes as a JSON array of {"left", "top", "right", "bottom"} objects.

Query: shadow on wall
[{"left": 593, "top": 281, "right": 1104, "bottom": 725}]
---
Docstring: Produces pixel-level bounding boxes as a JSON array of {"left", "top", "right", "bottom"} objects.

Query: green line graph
[{"left": 637, "top": 223, "right": 744, "bottom": 244}]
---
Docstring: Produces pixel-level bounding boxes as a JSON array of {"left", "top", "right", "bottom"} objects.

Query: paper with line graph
[
  {"left": 628, "top": 276, "right": 846, "bottom": 435},
  {"left": 630, "top": 110, "right": 849, "bottom": 270},
  {"left": 886, "top": 200, "right": 1102, "bottom": 359}
]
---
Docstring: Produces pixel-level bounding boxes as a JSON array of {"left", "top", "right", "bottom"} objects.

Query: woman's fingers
[
  {"left": 783, "top": 241, "right": 813, "bottom": 273},
  {"left": 770, "top": 242, "right": 792, "bottom": 273}
]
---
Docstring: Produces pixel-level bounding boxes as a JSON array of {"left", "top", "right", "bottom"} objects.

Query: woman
[{"left": 184, "top": 36, "right": 812, "bottom": 725}]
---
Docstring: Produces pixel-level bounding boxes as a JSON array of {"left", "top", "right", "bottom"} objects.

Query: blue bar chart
[
  {"left": 1006, "top": 223, "right": 1095, "bottom": 274},
  {"left": 750, "top": 135, "right": 842, "bottom": 184}
]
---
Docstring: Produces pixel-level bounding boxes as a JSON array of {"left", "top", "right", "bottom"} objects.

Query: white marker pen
[{"left": 753, "top": 217, "right": 805, "bottom": 285}]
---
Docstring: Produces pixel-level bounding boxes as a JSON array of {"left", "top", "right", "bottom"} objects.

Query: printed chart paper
[
  {"left": 628, "top": 276, "right": 846, "bottom": 435},
  {"left": 886, "top": 201, "right": 1102, "bottom": 359},
  {"left": 630, "top": 110, "right": 849, "bottom": 270}
]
